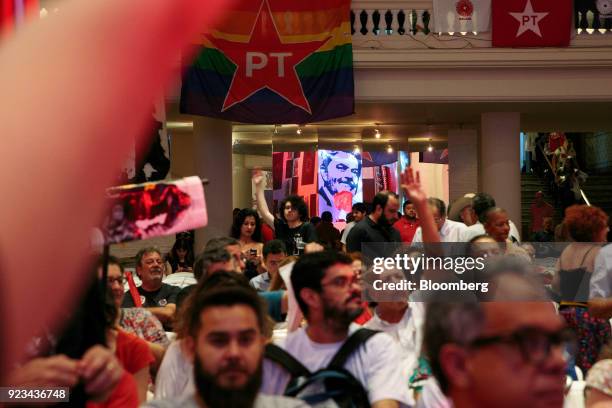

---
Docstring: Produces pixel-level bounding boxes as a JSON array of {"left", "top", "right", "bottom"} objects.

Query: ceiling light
[
  {"left": 353, "top": 145, "right": 360, "bottom": 154},
  {"left": 427, "top": 144, "right": 434, "bottom": 152},
  {"left": 374, "top": 128, "right": 381, "bottom": 139},
  {"left": 386, "top": 145, "right": 393, "bottom": 153},
  {"left": 296, "top": 126, "right": 302, "bottom": 135}
]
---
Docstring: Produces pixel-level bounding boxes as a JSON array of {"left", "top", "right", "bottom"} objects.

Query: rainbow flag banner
[{"left": 180, "top": 0, "right": 354, "bottom": 124}]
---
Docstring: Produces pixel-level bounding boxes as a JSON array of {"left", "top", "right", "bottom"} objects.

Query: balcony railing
[{"left": 351, "top": 1, "right": 612, "bottom": 50}]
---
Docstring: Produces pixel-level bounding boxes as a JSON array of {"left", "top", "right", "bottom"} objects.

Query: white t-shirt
[
  {"left": 154, "top": 340, "right": 194, "bottom": 400},
  {"left": 261, "top": 324, "right": 414, "bottom": 407},
  {"left": 341, "top": 221, "right": 356, "bottom": 245},
  {"left": 460, "top": 220, "right": 521, "bottom": 243},
  {"left": 412, "top": 219, "right": 467, "bottom": 243},
  {"left": 592, "top": 244, "right": 612, "bottom": 299},
  {"left": 363, "top": 302, "right": 425, "bottom": 376}
]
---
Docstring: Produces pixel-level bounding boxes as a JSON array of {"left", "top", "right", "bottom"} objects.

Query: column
[
  {"left": 193, "top": 117, "right": 233, "bottom": 252},
  {"left": 480, "top": 112, "right": 521, "bottom": 229},
  {"left": 448, "top": 128, "right": 478, "bottom": 201}
]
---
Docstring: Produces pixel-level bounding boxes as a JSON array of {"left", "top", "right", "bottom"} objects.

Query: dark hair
[
  {"left": 352, "top": 202, "right": 366, "bottom": 213},
  {"left": 472, "top": 193, "right": 496, "bottom": 219},
  {"left": 371, "top": 191, "right": 398, "bottom": 212},
  {"left": 427, "top": 197, "right": 446, "bottom": 216},
  {"left": 230, "top": 208, "right": 262, "bottom": 243},
  {"left": 321, "top": 211, "right": 333, "bottom": 222},
  {"left": 97, "top": 255, "right": 124, "bottom": 274},
  {"left": 482, "top": 207, "right": 507, "bottom": 225},
  {"left": 167, "top": 238, "right": 195, "bottom": 272},
  {"left": 564, "top": 204, "right": 609, "bottom": 242},
  {"left": 176, "top": 271, "right": 251, "bottom": 338},
  {"left": 310, "top": 216, "right": 321, "bottom": 226},
  {"left": 184, "top": 286, "right": 266, "bottom": 338},
  {"left": 103, "top": 288, "right": 119, "bottom": 329},
  {"left": 403, "top": 200, "right": 414, "bottom": 210},
  {"left": 279, "top": 195, "right": 309, "bottom": 222},
  {"left": 204, "top": 236, "right": 240, "bottom": 252},
  {"left": 135, "top": 247, "right": 162, "bottom": 267},
  {"left": 291, "top": 251, "right": 352, "bottom": 317},
  {"left": 193, "top": 247, "right": 232, "bottom": 281},
  {"left": 263, "top": 239, "right": 286, "bottom": 259}
]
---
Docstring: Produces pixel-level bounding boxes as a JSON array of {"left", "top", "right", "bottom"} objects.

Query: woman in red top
[{"left": 89, "top": 292, "right": 154, "bottom": 407}]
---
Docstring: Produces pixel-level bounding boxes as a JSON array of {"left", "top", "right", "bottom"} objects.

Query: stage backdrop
[
  {"left": 362, "top": 151, "right": 398, "bottom": 203},
  {"left": 317, "top": 150, "right": 363, "bottom": 222}
]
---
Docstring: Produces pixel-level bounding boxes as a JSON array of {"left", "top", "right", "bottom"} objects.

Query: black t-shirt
[
  {"left": 345, "top": 216, "right": 401, "bottom": 253},
  {"left": 274, "top": 219, "right": 318, "bottom": 255},
  {"left": 122, "top": 283, "right": 180, "bottom": 308}
]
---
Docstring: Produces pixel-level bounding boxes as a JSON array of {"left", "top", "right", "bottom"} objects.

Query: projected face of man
[{"left": 322, "top": 152, "right": 360, "bottom": 196}]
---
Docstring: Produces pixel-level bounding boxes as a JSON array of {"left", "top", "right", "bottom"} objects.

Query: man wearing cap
[{"left": 448, "top": 194, "right": 477, "bottom": 227}]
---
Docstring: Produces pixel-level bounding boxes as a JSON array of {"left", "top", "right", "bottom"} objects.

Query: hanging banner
[
  {"left": 362, "top": 152, "right": 398, "bottom": 203},
  {"left": 101, "top": 176, "right": 207, "bottom": 244},
  {"left": 492, "top": 0, "right": 572, "bottom": 47},
  {"left": 180, "top": 0, "right": 354, "bottom": 124},
  {"left": 433, "top": 0, "right": 492, "bottom": 33}
]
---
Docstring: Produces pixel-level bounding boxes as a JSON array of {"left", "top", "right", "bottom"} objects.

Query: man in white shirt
[
  {"left": 590, "top": 243, "right": 612, "bottom": 319},
  {"left": 460, "top": 193, "right": 521, "bottom": 243},
  {"left": 412, "top": 198, "right": 467, "bottom": 243},
  {"left": 262, "top": 251, "right": 414, "bottom": 407},
  {"left": 148, "top": 286, "right": 305, "bottom": 408},
  {"left": 341, "top": 202, "right": 367, "bottom": 248}
]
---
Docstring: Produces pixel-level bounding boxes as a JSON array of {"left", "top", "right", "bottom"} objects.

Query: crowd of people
[{"left": 6, "top": 168, "right": 612, "bottom": 408}]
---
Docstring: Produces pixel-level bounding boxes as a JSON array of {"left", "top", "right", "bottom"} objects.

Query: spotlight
[
  {"left": 374, "top": 128, "right": 381, "bottom": 139},
  {"left": 387, "top": 145, "right": 393, "bottom": 153},
  {"left": 296, "top": 126, "right": 302, "bottom": 135},
  {"left": 427, "top": 145, "right": 433, "bottom": 152},
  {"left": 353, "top": 145, "right": 360, "bottom": 154}
]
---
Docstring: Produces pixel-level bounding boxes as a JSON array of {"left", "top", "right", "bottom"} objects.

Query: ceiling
[{"left": 167, "top": 100, "right": 612, "bottom": 154}]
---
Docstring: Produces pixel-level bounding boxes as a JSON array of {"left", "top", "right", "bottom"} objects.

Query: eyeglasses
[
  {"left": 321, "top": 274, "right": 360, "bottom": 289},
  {"left": 469, "top": 327, "right": 576, "bottom": 365},
  {"left": 107, "top": 277, "right": 126, "bottom": 285}
]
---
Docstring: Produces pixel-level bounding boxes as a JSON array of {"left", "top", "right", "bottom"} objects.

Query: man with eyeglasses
[
  {"left": 262, "top": 251, "right": 414, "bottom": 407},
  {"left": 122, "top": 247, "right": 181, "bottom": 330},
  {"left": 422, "top": 265, "right": 570, "bottom": 408}
]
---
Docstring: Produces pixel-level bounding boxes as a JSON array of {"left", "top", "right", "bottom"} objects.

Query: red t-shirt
[
  {"left": 393, "top": 218, "right": 421, "bottom": 243},
  {"left": 354, "top": 302, "right": 373, "bottom": 325},
  {"left": 86, "top": 372, "right": 139, "bottom": 408},
  {"left": 261, "top": 223, "right": 275, "bottom": 243},
  {"left": 530, "top": 202, "right": 554, "bottom": 232},
  {"left": 115, "top": 330, "right": 154, "bottom": 374}
]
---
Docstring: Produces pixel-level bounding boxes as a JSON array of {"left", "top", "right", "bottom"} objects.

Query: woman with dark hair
[
  {"left": 166, "top": 238, "right": 194, "bottom": 273},
  {"left": 231, "top": 208, "right": 264, "bottom": 279},
  {"left": 554, "top": 204, "right": 611, "bottom": 373}
]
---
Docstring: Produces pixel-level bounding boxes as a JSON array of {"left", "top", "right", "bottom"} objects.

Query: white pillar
[
  {"left": 480, "top": 113, "right": 521, "bottom": 228},
  {"left": 193, "top": 117, "right": 233, "bottom": 252},
  {"left": 448, "top": 128, "right": 478, "bottom": 202}
]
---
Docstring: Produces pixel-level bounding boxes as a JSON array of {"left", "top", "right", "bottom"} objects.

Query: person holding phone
[{"left": 231, "top": 208, "right": 264, "bottom": 280}]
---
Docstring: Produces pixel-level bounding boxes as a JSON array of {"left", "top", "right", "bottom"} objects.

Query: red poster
[{"left": 492, "top": 0, "right": 572, "bottom": 47}]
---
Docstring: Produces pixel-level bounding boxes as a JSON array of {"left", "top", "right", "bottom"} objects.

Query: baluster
[
  {"left": 593, "top": 9, "right": 601, "bottom": 29},
  {"left": 397, "top": 9, "right": 406, "bottom": 35},
  {"left": 422, "top": 10, "right": 431, "bottom": 34},
  {"left": 359, "top": 10, "right": 368, "bottom": 35},
  {"left": 350, "top": 10, "right": 355, "bottom": 35},
  {"left": 373, "top": 10, "right": 381, "bottom": 35},
  {"left": 411, "top": 9, "right": 418, "bottom": 35},
  {"left": 384, "top": 10, "right": 393, "bottom": 35}
]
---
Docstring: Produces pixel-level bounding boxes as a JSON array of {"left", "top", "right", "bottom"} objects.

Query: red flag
[
  {"left": 492, "top": 0, "right": 572, "bottom": 47},
  {"left": 1, "top": 0, "right": 38, "bottom": 37}
]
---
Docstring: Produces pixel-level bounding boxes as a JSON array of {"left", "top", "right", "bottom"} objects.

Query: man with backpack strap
[{"left": 262, "top": 251, "right": 414, "bottom": 407}]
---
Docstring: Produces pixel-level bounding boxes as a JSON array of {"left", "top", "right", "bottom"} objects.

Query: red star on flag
[{"left": 208, "top": 0, "right": 331, "bottom": 113}]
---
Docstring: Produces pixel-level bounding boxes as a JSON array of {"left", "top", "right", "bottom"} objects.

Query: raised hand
[
  {"left": 400, "top": 167, "right": 427, "bottom": 204},
  {"left": 252, "top": 168, "right": 265, "bottom": 189}
]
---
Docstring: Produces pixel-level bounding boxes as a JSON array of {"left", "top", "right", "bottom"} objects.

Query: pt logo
[
  {"left": 246, "top": 52, "right": 292, "bottom": 78},
  {"left": 509, "top": 0, "right": 549, "bottom": 37},
  {"left": 206, "top": 0, "right": 331, "bottom": 113}
]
